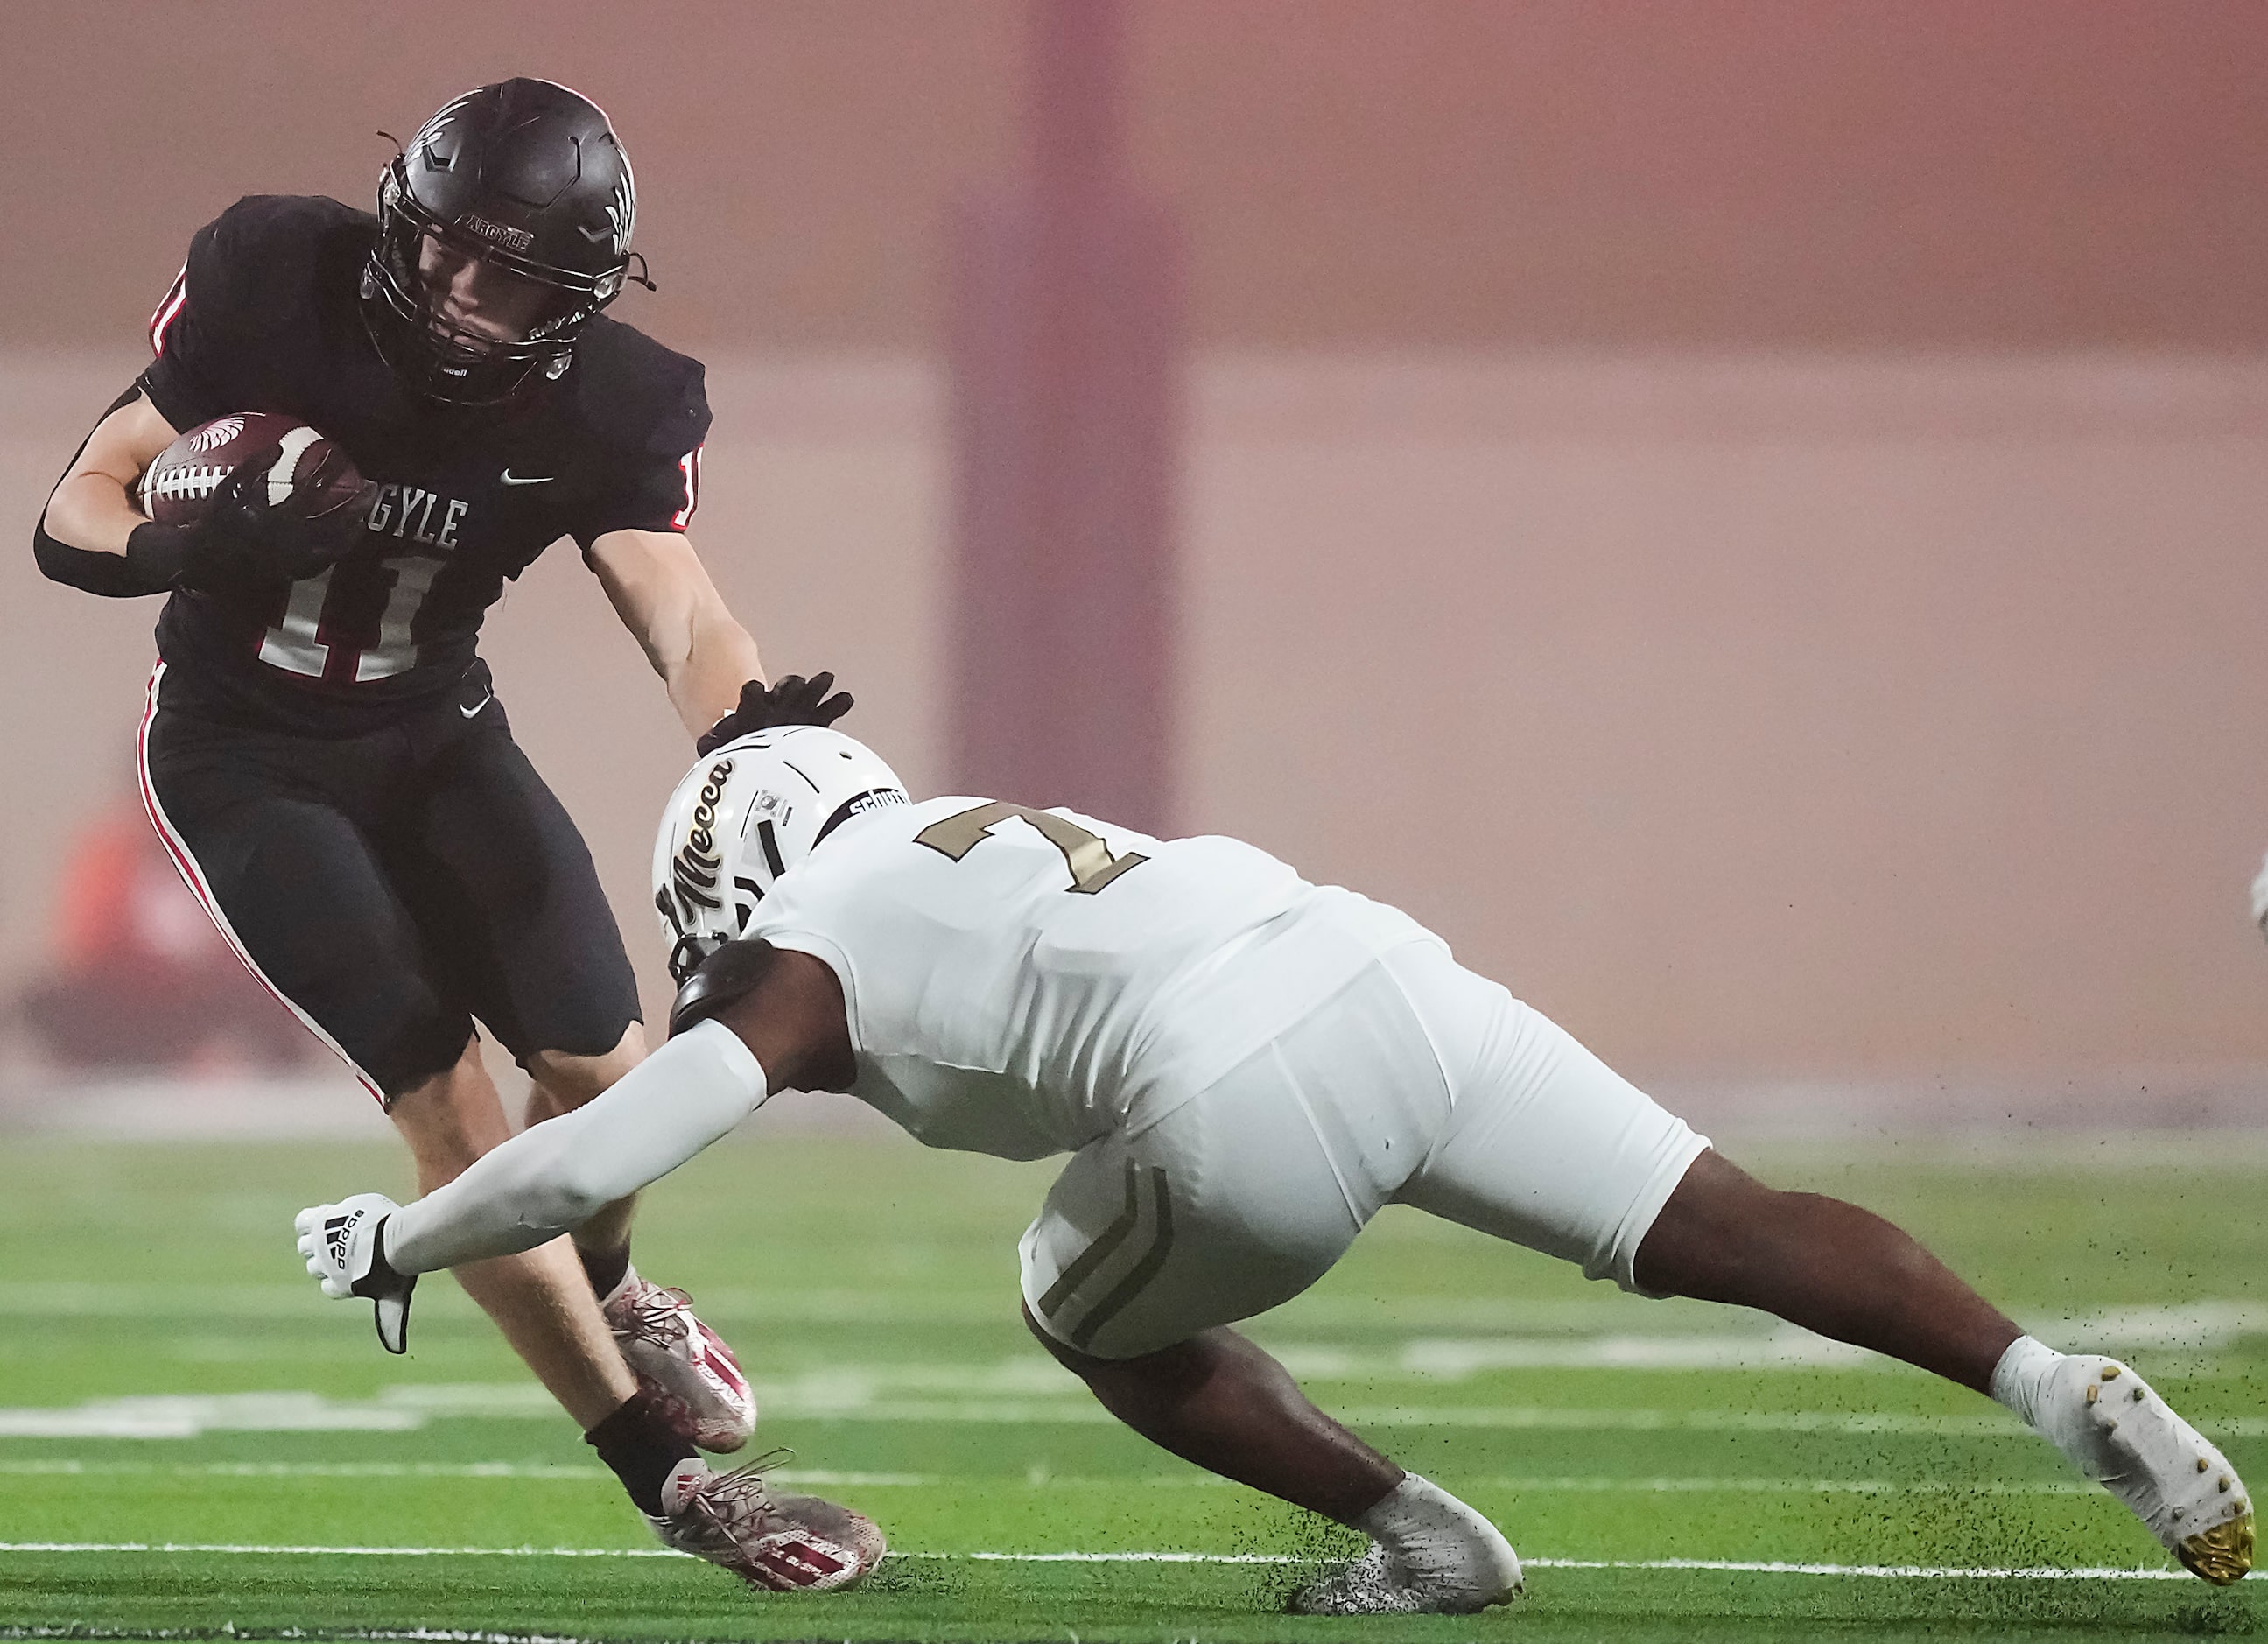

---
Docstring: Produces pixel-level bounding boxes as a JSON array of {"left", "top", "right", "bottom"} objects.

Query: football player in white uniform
[{"left": 300, "top": 727, "right": 2252, "bottom": 1609}]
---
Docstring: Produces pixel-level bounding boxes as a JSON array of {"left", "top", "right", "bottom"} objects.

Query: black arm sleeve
[
  {"left": 34, "top": 528, "right": 172, "bottom": 597},
  {"left": 32, "top": 378, "right": 172, "bottom": 598}
]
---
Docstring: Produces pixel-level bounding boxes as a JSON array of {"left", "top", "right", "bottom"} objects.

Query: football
[{"left": 137, "top": 411, "right": 366, "bottom": 527}]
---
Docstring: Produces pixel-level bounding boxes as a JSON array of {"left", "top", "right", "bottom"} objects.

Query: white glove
[
  {"left": 2251, "top": 852, "right": 2268, "bottom": 938},
  {"left": 293, "top": 1192, "right": 417, "bottom": 1355}
]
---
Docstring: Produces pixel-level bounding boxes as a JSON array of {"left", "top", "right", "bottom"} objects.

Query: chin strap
[{"left": 669, "top": 939, "right": 781, "bottom": 1038}]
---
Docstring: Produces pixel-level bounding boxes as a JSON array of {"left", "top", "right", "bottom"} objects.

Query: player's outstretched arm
[
  {"left": 588, "top": 527, "right": 769, "bottom": 740},
  {"left": 309, "top": 1022, "right": 771, "bottom": 1281},
  {"left": 292, "top": 944, "right": 850, "bottom": 1293}
]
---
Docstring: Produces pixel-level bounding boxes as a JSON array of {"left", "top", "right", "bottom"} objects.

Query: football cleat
[
  {"left": 601, "top": 1269, "right": 755, "bottom": 1451},
  {"left": 648, "top": 1455, "right": 885, "bottom": 1592},
  {"left": 1287, "top": 1537, "right": 1522, "bottom": 1616},
  {"left": 2038, "top": 1355, "right": 2252, "bottom": 1584}
]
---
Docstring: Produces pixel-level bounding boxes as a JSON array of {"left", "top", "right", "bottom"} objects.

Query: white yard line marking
[
  {"left": 5, "top": 1282, "right": 2258, "bottom": 1352},
  {"left": 0, "top": 1459, "right": 2086, "bottom": 1494},
  {"left": 11, "top": 1388, "right": 2266, "bottom": 1437},
  {"left": 0, "top": 1460, "right": 929, "bottom": 1486},
  {"left": 1477, "top": 1476, "right": 2095, "bottom": 1496},
  {"left": 0, "top": 1461, "right": 605, "bottom": 1479},
  {"left": 5, "top": 1363, "right": 2262, "bottom": 1438},
  {"left": 762, "top": 1398, "right": 2268, "bottom": 1437},
  {"left": 0, "top": 1542, "right": 687, "bottom": 1558},
  {"left": 0, "top": 1393, "right": 428, "bottom": 1440},
  {"left": 1527, "top": 1557, "right": 2196, "bottom": 1581},
  {"left": 6, "top": 1389, "right": 2262, "bottom": 1438},
  {"left": 1331, "top": 1403, "right": 2268, "bottom": 1437},
  {"left": 0, "top": 1542, "right": 2197, "bottom": 1581},
  {"left": 0, "top": 1633, "right": 608, "bottom": 1643}
]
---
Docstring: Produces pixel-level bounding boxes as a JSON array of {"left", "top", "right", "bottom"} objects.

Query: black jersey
[{"left": 140, "top": 194, "right": 710, "bottom": 734}]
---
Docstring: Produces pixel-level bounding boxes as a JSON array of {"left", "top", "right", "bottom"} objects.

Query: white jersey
[{"left": 748, "top": 795, "right": 1437, "bottom": 1159}]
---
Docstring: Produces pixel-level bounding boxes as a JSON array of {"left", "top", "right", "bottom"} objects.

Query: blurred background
[{"left": 5, "top": 0, "right": 2268, "bottom": 1136}]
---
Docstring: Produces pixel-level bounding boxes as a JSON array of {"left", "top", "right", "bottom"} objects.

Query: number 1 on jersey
[{"left": 916, "top": 802, "right": 1148, "bottom": 895}]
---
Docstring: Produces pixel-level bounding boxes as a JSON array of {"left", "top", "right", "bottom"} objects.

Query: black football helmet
[{"left": 362, "top": 79, "right": 641, "bottom": 405}]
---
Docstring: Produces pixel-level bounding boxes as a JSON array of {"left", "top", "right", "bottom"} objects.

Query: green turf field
[{"left": 1, "top": 1126, "right": 2263, "bottom": 1640}]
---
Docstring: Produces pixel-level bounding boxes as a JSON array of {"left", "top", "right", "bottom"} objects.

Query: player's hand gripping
[
  {"left": 697, "top": 671, "right": 854, "bottom": 755},
  {"left": 293, "top": 1193, "right": 418, "bottom": 1355},
  {"left": 193, "top": 449, "right": 374, "bottom": 584},
  {"left": 126, "top": 454, "right": 373, "bottom": 593}
]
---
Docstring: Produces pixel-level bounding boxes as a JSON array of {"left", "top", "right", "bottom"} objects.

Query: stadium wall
[{"left": 4, "top": 351, "right": 2267, "bottom": 1114}]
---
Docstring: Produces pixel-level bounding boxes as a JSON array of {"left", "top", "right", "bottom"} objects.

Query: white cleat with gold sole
[
  {"left": 2038, "top": 1355, "right": 2251, "bottom": 1584},
  {"left": 1287, "top": 1537, "right": 1523, "bottom": 1615}
]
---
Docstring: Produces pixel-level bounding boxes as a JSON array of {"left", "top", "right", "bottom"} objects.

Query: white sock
[
  {"left": 1989, "top": 1334, "right": 2066, "bottom": 1429},
  {"left": 1353, "top": 1474, "right": 1521, "bottom": 1598}
]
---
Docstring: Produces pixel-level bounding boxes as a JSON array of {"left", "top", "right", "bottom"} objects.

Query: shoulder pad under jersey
[{"left": 565, "top": 315, "right": 712, "bottom": 462}]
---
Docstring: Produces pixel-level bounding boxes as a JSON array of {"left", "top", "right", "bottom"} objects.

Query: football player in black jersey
[{"left": 32, "top": 80, "right": 862, "bottom": 1581}]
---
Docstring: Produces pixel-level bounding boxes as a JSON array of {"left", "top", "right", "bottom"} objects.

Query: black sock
[
  {"left": 585, "top": 1392, "right": 696, "bottom": 1515},
  {"left": 578, "top": 1241, "right": 631, "bottom": 1302}
]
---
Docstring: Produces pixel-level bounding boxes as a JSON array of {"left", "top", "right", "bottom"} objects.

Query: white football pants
[{"left": 1020, "top": 936, "right": 1710, "bottom": 1359}]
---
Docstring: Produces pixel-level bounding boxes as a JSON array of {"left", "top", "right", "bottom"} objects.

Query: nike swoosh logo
[
  {"left": 460, "top": 693, "right": 493, "bottom": 719},
  {"left": 499, "top": 470, "right": 554, "bottom": 486}
]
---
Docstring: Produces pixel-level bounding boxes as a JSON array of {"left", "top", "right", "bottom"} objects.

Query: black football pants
[{"left": 137, "top": 661, "right": 642, "bottom": 1104}]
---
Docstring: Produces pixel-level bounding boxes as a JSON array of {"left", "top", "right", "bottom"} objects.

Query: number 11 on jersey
[{"left": 259, "top": 554, "right": 442, "bottom": 682}]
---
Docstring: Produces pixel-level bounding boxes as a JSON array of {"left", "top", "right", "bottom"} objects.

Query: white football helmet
[{"left": 651, "top": 727, "right": 909, "bottom": 983}]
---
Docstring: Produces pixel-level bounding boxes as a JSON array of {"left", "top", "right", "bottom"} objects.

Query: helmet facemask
[
  {"left": 362, "top": 160, "right": 627, "bottom": 405},
  {"left": 359, "top": 81, "right": 641, "bottom": 407}
]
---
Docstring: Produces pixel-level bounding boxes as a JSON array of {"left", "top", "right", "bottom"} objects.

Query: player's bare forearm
[
  {"left": 672, "top": 604, "right": 767, "bottom": 739},
  {"left": 42, "top": 394, "right": 179, "bottom": 555},
  {"left": 44, "top": 474, "right": 145, "bottom": 556},
  {"left": 587, "top": 526, "right": 766, "bottom": 739}
]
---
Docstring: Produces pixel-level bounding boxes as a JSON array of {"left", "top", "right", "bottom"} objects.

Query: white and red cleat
[
  {"left": 601, "top": 1268, "right": 755, "bottom": 1452},
  {"left": 650, "top": 1456, "right": 885, "bottom": 1593}
]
